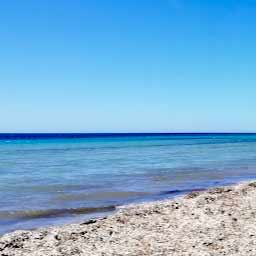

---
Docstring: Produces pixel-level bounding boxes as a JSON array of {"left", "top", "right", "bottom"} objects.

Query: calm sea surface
[{"left": 1, "top": 133, "right": 256, "bottom": 234}]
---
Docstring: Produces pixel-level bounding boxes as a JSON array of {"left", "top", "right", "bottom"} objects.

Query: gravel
[{"left": 1, "top": 181, "right": 256, "bottom": 255}]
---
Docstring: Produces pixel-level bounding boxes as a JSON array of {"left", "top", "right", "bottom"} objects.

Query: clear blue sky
[{"left": 1, "top": 0, "right": 255, "bottom": 132}]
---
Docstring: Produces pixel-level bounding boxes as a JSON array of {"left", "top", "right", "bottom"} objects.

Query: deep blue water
[{"left": 1, "top": 133, "right": 256, "bottom": 234}]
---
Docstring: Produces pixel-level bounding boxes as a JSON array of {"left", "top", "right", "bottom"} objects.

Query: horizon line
[{"left": 0, "top": 132, "right": 255, "bottom": 135}]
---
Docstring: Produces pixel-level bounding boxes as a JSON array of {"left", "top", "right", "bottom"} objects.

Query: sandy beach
[{"left": 1, "top": 181, "right": 256, "bottom": 255}]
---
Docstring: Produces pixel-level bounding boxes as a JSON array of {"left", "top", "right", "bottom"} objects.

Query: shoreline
[{"left": 1, "top": 180, "right": 256, "bottom": 255}]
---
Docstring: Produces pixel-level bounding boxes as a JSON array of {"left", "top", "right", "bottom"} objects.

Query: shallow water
[{"left": 1, "top": 133, "right": 256, "bottom": 234}]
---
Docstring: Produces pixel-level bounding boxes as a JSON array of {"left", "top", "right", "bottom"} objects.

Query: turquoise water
[{"left": 1, "top": 133, "right": 256, "bottom": 234}]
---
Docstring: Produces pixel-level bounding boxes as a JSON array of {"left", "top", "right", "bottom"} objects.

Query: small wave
[
  {"left": 0, "top": 206, "right": 115, "bottom": 221},
  {"left": 54, "top": 191, "right": 151, "bottom": 202},
  {"left": 160, "top": 187, "right": 206, "bottom": 195}
]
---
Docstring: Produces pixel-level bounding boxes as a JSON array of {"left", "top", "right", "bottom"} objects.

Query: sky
[{"left": 1, "top": 0, "right": 256, "bottom": 133}]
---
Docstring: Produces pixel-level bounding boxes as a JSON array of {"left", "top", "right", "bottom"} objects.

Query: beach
[
  {"left": 1, "top": 181, "right": 256, "bottom": 255},
  {"left": 2, "top": 133, "right": 256, "bottom": 234},
  {"left": 2, "top": 0, "right": 256, "bottom": 254}
]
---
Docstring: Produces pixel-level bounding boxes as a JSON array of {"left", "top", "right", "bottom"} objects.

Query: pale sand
[{"left": 1, "top": 181, "right": 256, "bottom": 255}]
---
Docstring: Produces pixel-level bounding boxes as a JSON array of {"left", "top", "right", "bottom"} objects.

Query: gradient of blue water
[{"left": 1, "top": 134, "right": 256, "bottom": 234}]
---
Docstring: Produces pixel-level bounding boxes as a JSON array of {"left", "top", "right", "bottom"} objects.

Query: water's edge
[{"left": 2, "top": 178, "right": 254, "bottom": 237}]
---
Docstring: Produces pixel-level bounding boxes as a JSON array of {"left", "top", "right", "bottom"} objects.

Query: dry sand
[{"left": 1, "top": 181, "right": 256, "bottom": 255}]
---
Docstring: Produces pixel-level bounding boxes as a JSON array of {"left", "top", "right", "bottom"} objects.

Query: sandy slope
[{"left": 1, "top": 181, "right": 256, "bottom": 255}]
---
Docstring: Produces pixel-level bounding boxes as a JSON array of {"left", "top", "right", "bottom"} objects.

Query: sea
[{"left": 1, "top": 133, "right": 256, "bottom": 234}]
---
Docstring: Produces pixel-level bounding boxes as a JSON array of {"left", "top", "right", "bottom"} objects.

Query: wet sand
[{"left": 1, "top": 181, "right": 256, "bottom": 255}]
